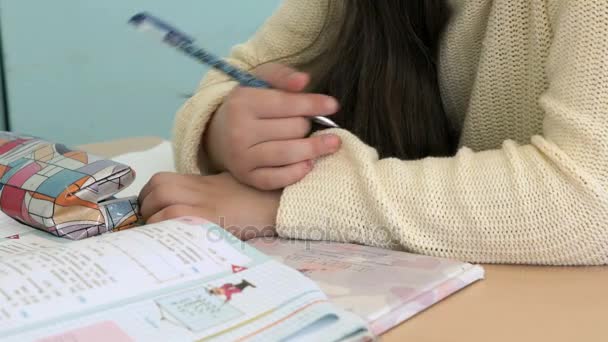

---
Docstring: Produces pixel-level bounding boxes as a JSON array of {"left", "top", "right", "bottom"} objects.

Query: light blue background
[{"left": 0, "top": 0, "right": 281, "bottom": 146}]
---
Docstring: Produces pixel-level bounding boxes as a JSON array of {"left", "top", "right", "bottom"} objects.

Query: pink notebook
[{"left": 249, "top": 238, "right": 484, "bottom": 335}]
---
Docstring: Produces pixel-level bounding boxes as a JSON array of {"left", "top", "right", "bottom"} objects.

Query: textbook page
[
  {"left": 0, "top": 212, "right": 67, "bottom": 256},
  {"left": 0, "top": 217, "right": 370, "bottom": 341}
]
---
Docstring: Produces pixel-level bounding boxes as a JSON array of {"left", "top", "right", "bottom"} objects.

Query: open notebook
[{"left": 0, "top": 213, "right": 373, "bottom": 341}]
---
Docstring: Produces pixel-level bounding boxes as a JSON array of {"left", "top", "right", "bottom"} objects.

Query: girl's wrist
[{"left": 201, "top": 111, "right": 226, "bottom": 173}]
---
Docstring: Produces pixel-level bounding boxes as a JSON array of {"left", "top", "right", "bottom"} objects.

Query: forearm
[{"left": 276, "top": 130, "right": 608, "bottom": 265}]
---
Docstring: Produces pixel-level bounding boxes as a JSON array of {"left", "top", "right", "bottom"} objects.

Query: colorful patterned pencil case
[{"left": 0, "top": 132, "right": 141, "bottom": 240}]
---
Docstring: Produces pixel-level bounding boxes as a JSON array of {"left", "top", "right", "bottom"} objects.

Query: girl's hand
[
  {"left": 138, "top": 172, "right": 279, "bottom": 240},
  {"left": 204, "top": 63, "right": 341, "bottom": 191}
]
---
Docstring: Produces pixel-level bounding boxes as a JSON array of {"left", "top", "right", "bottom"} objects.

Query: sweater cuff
[{"left": 172, "top": 81, "right": 238, "bottom": 175}]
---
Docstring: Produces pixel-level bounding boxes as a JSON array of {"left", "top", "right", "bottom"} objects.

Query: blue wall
[{"left": 0, "top": 0, "right": 281, "bottom": 146}]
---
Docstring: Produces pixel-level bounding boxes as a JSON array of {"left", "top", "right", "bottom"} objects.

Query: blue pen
[{"left": 128, "top": 12, "right": 339, "bottom": 128}]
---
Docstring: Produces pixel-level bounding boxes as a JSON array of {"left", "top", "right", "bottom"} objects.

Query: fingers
[
  {"left": 228, "top": 87, "right": 339, "bottom": 119},
  {"left": 253, "top": 117, "right": 312, "bottom": 142},
  {"left": 250, "top": 134, "right": 342, "bottom": 167},
  {"left": 140, "top": 183, "right": 206, "bottom": 221},
  {"left": 246, "top": 160, "right": 315, "bottom": 191},
  {"left": 232, "top": 134, "right": 342, "bottom": 189},
  {"left": 251, "top": 62, "right": 310, "bottom": 91}
]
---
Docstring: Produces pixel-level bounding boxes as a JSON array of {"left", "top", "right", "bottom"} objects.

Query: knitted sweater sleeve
[
  {"left": 276, "top": 1, "right": 608, "bottom": 265},
  {"left": 172, "top": 0, "right": 334, "bottom": 174}
]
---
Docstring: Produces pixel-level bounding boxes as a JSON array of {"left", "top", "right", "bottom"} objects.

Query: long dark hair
[{"left": 309, "top": 0, "right": 457, "bottom": 159}]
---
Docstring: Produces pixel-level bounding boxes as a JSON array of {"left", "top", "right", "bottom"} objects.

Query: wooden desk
[{"left": 81, "top": 137, "right": 608, "bottom": 342}]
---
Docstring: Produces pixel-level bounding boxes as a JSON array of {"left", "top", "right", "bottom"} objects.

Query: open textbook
[
  {"left": 1, "top": 210, "right": 484, "bottom": 341},
  {"left": 0, "top": 214, "right": 373, "bottom": 341}
]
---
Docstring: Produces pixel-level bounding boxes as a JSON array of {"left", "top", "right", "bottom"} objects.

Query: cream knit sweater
[{"left": 173, "top": 0, "right": 608, "bottom": 265}]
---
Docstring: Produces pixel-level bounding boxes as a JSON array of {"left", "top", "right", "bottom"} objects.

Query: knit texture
[{"left": 173, "top": 0, "right": 608, "bottom": 265}]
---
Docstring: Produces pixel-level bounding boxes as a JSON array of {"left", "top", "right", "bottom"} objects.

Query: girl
[{"left": 138, "top": 0, "right": 608, "bottom": 265}]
